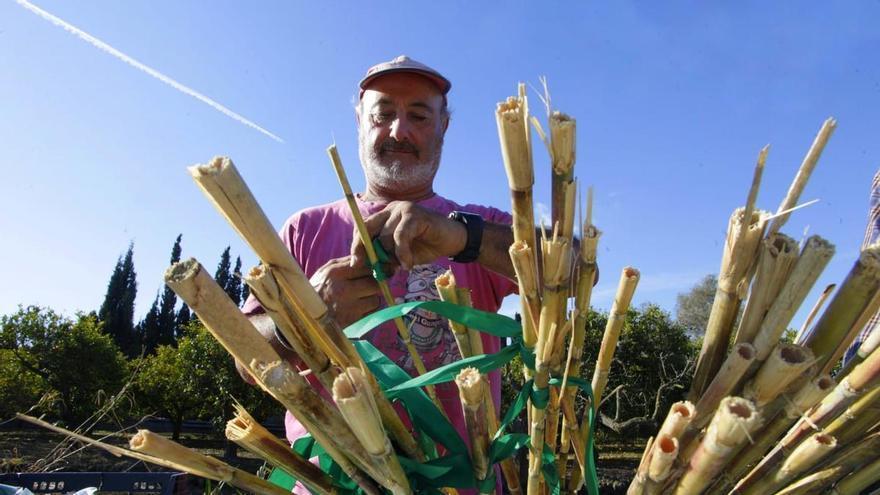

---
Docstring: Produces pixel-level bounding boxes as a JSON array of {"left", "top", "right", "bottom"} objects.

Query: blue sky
[{"left": 2, "top": 1, "right": 879, "bottom": 330}]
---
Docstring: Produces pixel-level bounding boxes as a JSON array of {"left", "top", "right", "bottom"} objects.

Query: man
[{"left": 241, "top": 55, "right": 520, "bottom": 492}]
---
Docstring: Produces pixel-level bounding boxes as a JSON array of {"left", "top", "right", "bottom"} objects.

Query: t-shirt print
[{"left": 392, "top": 263, "right": 461, "bottom": 372}]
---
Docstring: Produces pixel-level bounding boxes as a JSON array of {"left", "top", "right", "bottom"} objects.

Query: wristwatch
[{"left": 447, "top": 211, "right": 484, "bottom": 263}]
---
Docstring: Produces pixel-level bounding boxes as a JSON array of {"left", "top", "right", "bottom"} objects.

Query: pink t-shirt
[{"left": 242, "top": 194, "right": 517, "bottom": 493}]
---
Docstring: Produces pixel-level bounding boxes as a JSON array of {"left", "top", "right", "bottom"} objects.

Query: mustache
[{"left": 379, "top": 139, "right": 419, "bottom": 155}]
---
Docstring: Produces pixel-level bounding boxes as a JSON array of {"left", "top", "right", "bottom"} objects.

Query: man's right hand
[{"left": 309, "top": 255, "right": 384, "bottom": 328}]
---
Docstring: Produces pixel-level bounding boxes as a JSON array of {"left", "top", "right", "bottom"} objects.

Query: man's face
[{"left": 357, "top": 72, "right": 449, "bottom": 195}]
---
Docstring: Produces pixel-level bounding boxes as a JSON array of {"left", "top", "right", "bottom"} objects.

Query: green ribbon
[
  {"left": 270, "top": 299, "right": 598, "bottom": 495},
  {"left": 369, "top": 239, "right": 390, "bottom": 282}
]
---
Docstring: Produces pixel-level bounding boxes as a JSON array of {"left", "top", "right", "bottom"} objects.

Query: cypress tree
[
  {"left": 215, "top": 246, "right": 232, "bottom": 298},
  {"left": 98, "top": 243, "right": 138, "bottom": 355},
  {"left": 175, "top": 304, "right": 192, "bottom": 338},
  {"left": 157, "top": 234, "right": 183, "bottom": 346},
  {"left": 227, "top": 256, "right": 244, "bottom": 306},
  {"left": 140, "top": 293, "right": 162, "bottom": 354}
]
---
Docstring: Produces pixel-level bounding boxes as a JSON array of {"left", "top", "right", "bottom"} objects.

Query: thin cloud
[{"left": 16, "top": 0, "right": 284, "bottom": 143}]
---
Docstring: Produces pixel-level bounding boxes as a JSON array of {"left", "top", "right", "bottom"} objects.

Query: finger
[
  {"left": 351, "top": 209, "right": 393, "bottom": 266},
  {"left": 392, "top": 212, "right": 421, "bottom": 270}
]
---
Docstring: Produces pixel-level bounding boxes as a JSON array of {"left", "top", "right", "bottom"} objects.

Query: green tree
[
  {"left": 675, "top": 274, "right": 717, "bottom": 337},
  {"left": 136, "top": 321, "right": 278, "bottom": 443},
  {"left": 0, "top": 349, "right": 45, "bottom": 420},
  {"left": 0, "top": 307, "right": 128, "bottom": 422},
  {"left": 99, "top": 243, "right": 138, "bottom": 355},
  {"left": 580, "top": 304, "right": 696, "bottom": 437},
  {"left": 175, "top": 304, "right": 192, "bottom": 338},
  {"left": 215, "top": 247, "right": 232, "bottom": 298},
  {"left": 228, "top": 256, "right": 244, "bottom": 307},
  {"left": 139, "top": 293, "right": 162, "bottom": 354}
]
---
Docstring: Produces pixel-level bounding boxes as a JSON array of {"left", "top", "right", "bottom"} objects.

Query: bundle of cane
[
  {"left": 559, "top": 190, "right": 601, "bottom": 485},
  {"left": 732, "top": 345, "right": 880, "bottom": 493},
  {"left": 226, "top": 403, "right": 336, "bottom": 495},
  {"left": 188, "top": 156, "right": 421, "bottom": 460},
  {"left": 628, "top": 402, "right": 695, "bottom": 494},
  {"left": 130, "top": 429, "right": 296, "bottom": 495},
  {"left": 165, "top": 258, "right": 384, "bottom": 494},
  {"left": 436, "top": 270, "right": 523, "bottom": 495},
  {"left": 687, "top": 147, "right": 769, "bottom": 402},
  {"left": 497, "top": 84, "right": 540, "bottom": 351},
  {"left": 527, "top": 225, "right": 573, "bottom": 494},
  {"left": 15, "top": 414, "right": 292, "bottom": 495}
]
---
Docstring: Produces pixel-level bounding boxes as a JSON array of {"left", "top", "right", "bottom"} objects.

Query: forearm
[{"left": 476, "top": 222, "right": 517, "bottom": 280}]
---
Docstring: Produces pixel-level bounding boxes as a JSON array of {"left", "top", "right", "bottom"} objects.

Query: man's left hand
[{"left": 350, "top": 201, "right": 466, "bottom": 270}]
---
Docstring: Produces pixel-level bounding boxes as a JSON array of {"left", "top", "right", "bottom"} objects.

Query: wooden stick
[
  {"left": 647, "top": 434, "right": 679, "bottom": 485},
  {"left": 188, "top": 157, "right": 420, "bottom": 460},
  {"left": 628, "top": 436, "right": 654, "bottom": 495},
  {"left": 226, "top": 403, "right": 336, "bottom": 495},
  {"left": 130, "top": 429, "right": 292, "bottom": 495},
  {"left": 821, "top": 384, "right": 880, "bottom": 448},
  {"left": 774, "top": 466, "right": 847, "bottom": 495},
  {"left": 549, "top": 111, "right": 576, "bottom": 240},
  {"left": 820, "top": 282, "right": 880, "bottom": 376},
  {"left": 767, "top": 118, "right": 837, "bottom": 237},
  {"left": 436, "top": 270, "right": 475, "bottom": 359},
  {"left": 689, "top": 206, "right": 767, "bottom": 401},
  {"left": 741, "top": 433, "right": 837, "bottom": 495},
  {"left": 333, "top": 367, "right": 410, "bottom": 495}
]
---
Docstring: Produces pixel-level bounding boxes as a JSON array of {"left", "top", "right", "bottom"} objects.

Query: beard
[{"left": 359, "top": 133, "right": 442, "bottom": 193}]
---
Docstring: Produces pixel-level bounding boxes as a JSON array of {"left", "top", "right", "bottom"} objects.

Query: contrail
[{"left": 15, "top": 0, "right": 284, "bottom": 143}]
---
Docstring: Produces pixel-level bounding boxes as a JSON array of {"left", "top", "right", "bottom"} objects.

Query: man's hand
[
  {"left": 351, "top": 201, "right": 466, "bottom": 270},
  {"left": 310, "top": 255, "right": 383, "bottom": 328}
]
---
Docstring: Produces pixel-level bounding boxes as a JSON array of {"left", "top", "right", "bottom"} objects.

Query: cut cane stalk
[
  {"left": 766, "top": 118, "right": 837, "bottom": 237},
  {"left": 689, "top": 207, "right": 767, "bottom": 401},
  {"left": 188, "top": 157, "right": 420, "bottom": 460},
  {"left": 821, "top": 384, "right": 880, "bottom": 448},
  {"left": 820, "top": 275, "right": 880, "bottom": 377},
  {"left": 244, "top": 264, "right": 335, "bottom": 388},
  {"left": 674, "top": 397, "right": 760, "bottom": 495},
  {"left": 575, "top": 267, "right": 640, "bottom": 480},
  {"left": 628, "top": 436, "right": 654, "bottom": 495},
  {"left": 647, "top": 434, "right": 679, "bottom": 485},
  {"left": 456, "top": 368, "right": 493, "bottom": 493},
  {"left": 436, "top": 270, "right": 475, "bottom": 359},
  {"left": 498, "top": 88, "right": 540, "bottom": 351},
  {"left": 744, "top": 344, "right": 815, "bottom": 407},
  {"left": 226, "top": 403, "right": 336, "bottom": 495},
  {"left": 130, "top": 429, "right": 292, "bottom": 495},
  {"left": 333, "top": 367, "right": 410, "bottom": 495},
  {"left": 750, "top": 236, "right": 835, "bottom": 362},
  {"left": 734, "top": 233, "right": 799, "bottom": 345},
  {"left": 774, "top": 466, "right": 847, "bottom": 495},
  {"left": 561, "top": 212, "right": 601, "bottom": 483},
  {"left": 838, "top": 321, "right": 880, "bottom": 377},
  {"left": 832, "top": 453, "right": 880, "bottom": 495},
  {"left": 794, "top": 284, "right": 836, "bottom": 345},
  {"left": 742, "top": 433, "right": 837, "bottom": 495},
  {"left": 548, "top": 111, "right": 576, "bottom": 239},
  {"left": 658, "top": 401, "right": 696, "bottom": 440}
]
